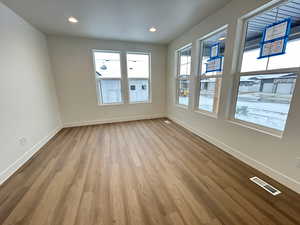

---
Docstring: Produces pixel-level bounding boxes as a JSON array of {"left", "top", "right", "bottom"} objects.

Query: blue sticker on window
[
  {"left": 206, "top": 42, "right": 223, "bottom": 73},
  {"left": 206, "top": 56, "right": 223, "bottom": 73},
  {"left": 209, "top": 43, "right": 220, "bottom": 59},
  {"left": 258, "top": 18, "right": 292, "bottom": 59}
]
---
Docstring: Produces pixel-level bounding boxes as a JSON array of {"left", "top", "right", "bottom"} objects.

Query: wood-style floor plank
[{"left": 0, "top": 119, "right": 299, "bottom": 225}]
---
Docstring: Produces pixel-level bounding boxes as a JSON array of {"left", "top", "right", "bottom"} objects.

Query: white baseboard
[
  {"left": 0, "top": 125, "right": 62, "bottom": 186},
  {"left": 63, "top": 113, "right": 165, "bottom": 128},
  {"left": 168, "top": 116, "right": 300, "bottom": 194}
]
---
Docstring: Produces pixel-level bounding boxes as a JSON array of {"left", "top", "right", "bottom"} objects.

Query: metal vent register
[{"left": 250, "top": 177, "right": 281, "bottom": 196}]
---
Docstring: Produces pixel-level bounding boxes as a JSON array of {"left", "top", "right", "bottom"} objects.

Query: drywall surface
[
  {"left": 0, "top": 3, "right": 61, "bottom": 183},
  {"left": 48, "top": 36, "right": 167, "bottom": 126},
  {"left": 166, "top": 0, "right": 300, "bottom": 193}
]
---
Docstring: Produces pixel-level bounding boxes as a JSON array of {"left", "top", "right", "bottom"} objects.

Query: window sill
[
  {"left": 228, "top": 119, "right": 283, "bottom": 139},
  {"left": 175, "top": 104, "right": 188, "bottom": 110},
  {"left": 97, "top": 102, "right": 124, "bottom": 107},
  {"left": 129, "top": 101, "right": 151, "bottom": 105},
  {"left": 194, "top": 109, "right": 218, "bottom": 119}
]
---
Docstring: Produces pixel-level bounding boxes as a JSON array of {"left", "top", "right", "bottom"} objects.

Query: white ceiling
[{"left": 1, "top": 0, "right": 231, "bottom": 44}]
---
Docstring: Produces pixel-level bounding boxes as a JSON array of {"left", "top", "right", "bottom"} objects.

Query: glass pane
[
  {"left": 99, "top": 79, "right": 122, "bottom": 104},
  {"left": 180, "top": 63, "right": 191, "bottom": 76},
  {"left": 178, "top": 78, "right": 189, "bottom": 105},
  {"left": 200, "top": 29, "right": 227, "bottom": 76},
  {"left": 241, "top": 48, "right": 268, "bottom": 72},
  {"left": 180, "top": 52, "right": 189, "bottom": 65},
  {"left": 94, "top": 51, "right": 121, "bottom": 78},
  {"left": 128, "top": 79, "right": 149, "bottom": 102},
  {"left": 268, "top": 38, "right": 300, "bottom": 70},
  {"left": 199, "top": 78, "right": 221, "bottom": 112},
  {"left": 234, "top": 73, "right": 297, "bottom": 131},
  {"left": 179, "top": 46, "right": 192, "bottom": 76},
  {"left": 127, "top": 53, "right": 150, "bottom": 78},
  {"left": 241, "top": 1, "right": 300, "bottom": 72}
]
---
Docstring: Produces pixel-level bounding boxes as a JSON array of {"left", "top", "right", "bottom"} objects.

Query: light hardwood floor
[{"left": 0, "top": 119, "right": 300, "bottom": 225}]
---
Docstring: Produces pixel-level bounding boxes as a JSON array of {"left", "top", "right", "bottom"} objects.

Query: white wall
[
  {"left": 47, "top": 36, "right": 167, "bottom": 127},
  {"left": 166, "top": 0, "right": 300, "bottom": 193},
  {"left": 0, "top": 3, "right": 61, "bottom": 184}
]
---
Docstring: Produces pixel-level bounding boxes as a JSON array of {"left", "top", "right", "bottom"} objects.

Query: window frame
[
  {"left": 230, "top": 1, "right": 300, "bottom": 137},
  {"left": 92, "top": 49, "right": 124, "bottom": 106},
  {"left": 175, "top": 43, "right": 192, "bottom": 108},
  {"left": 195, "top": 25, "right": 228, "bottom": 117},
  {"left": 126, "top": 51, "right": 152, "bottom": 104}
]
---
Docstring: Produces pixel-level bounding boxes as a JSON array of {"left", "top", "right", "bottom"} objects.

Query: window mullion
[
  {"left": 98, "top": 78, "right": 104, "bottom": 104},
  {"left": 122, "top": 51, "right": 129, "bottom": 104}
]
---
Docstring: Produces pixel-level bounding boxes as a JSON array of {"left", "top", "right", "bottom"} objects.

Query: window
[
  {"left": 93, "top": 50, "right": 152, "bottom": 105},
  {"left": 176, "top": 45, "right": 192, "bottom": 106},
  {"left": 233, "top": 0, "right": 299, "bottom": 134},
  {"left": 197, "top": 28, "right": 227, "bottom": 114},
  {"left": 127, "top": 52, "right": 150, "bottom": 103},
  {"left": 93, "top": 51, "right": 122, "bottom": 104}
]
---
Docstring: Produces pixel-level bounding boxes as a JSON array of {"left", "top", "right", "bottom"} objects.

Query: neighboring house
[
  {"left": 100, "top": 79, "right": 149, "bottom": 103},
  {"left": 239, "top": 74, "right": 296, "bottom": 95}
]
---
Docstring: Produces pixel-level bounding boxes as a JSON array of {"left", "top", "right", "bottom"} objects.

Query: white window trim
[
  {"left": 92, "top": 49, "right": 152, "bottom": 106},
  {"left": 126, "top": 51, "right": 152, "bottom": 104},
  {"left": 175, "top": 43, "right": 192, "bottom": 109},
  {"left": 229, "top": 0, "right": 300, "bottom": 137},
  {"left": 195, "top": 25, "right": 228, "bottom": 117}
]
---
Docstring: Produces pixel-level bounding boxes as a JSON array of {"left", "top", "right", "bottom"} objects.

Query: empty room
[{"left": 1, "top": 0, "right": 300, "bottom": 224}]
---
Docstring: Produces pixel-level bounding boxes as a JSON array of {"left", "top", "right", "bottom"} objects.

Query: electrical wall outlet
[{"left": 19, "top": 137, "right": 27, "bottom": 147}]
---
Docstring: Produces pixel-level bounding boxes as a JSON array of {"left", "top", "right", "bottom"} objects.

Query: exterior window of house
[
  {"left": 176, "top": 45, "right": 192, "bottom": 106},
  {"left": 197, "top": 28, "right": 227, "bottom": 114},
  {"left": 93, "top": 51, "right": 123, "bottom": 104},
  {"left": 127, "top": 52, "right": 151, "bottom": 103},
  {"left": 233, "top": 0, "right": 299, "bottom": 134}
]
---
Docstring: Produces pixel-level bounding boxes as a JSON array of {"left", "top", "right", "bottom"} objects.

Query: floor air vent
[{"left": 250, "top": 177, "right": 281, "bottom": 196}]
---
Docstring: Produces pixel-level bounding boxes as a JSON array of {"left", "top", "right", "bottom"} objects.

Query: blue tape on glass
[
  {"left": 258, "top": 18, "right": 292, "bottom": 59},
  {"left": 209, "top": 43, "right": 220, "bottom": 59},
  {"left": 206, "top": 56, "right": 223, "bottom": 73}
]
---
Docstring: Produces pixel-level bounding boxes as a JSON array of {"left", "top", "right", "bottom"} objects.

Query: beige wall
[
  {"left": 47, "top": 36, "right": 167, "bottom": 127},
  {"left": 0, "top": 2, "right": 61, "bottom": 184},
  {"left": 166, "top": 0, "right": 300, "bottom": 193}
]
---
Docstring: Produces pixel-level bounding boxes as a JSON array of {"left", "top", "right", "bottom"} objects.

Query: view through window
[
  {"left": 127, "top": 53, "right": 150, "bottom": 103},
  {"left": 93, "top": 51, "right": 122, "bottom": 104},
  {"left": 235, "top": 73, "right": 297, "bottom": 131}
]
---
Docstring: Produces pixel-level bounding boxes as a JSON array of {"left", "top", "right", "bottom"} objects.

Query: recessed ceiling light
[
  {"left": 219, "top": 37, "right": 226, "bottom": 41},
  {"left": 68, "top": 17, "right": 79, "bottom": 23},
  {"left": 149, "top": 27, "right": 157, "bottom": 32}
]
